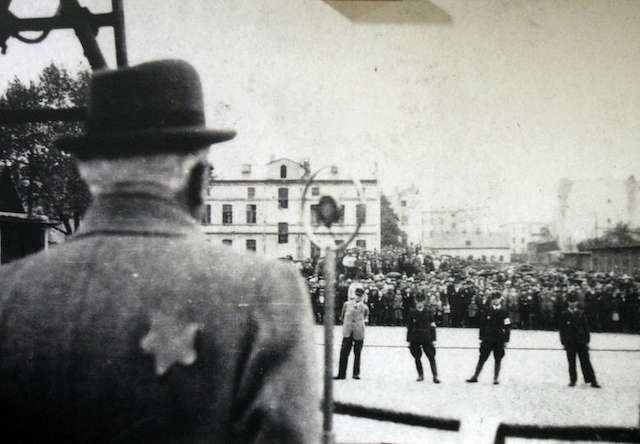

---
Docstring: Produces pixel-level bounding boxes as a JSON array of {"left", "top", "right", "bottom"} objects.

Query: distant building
[
  {"left": 527, "top": 240, "right": 561, "bottom": 265},
  {"left": 423, "top": 232, "right": 511, "bottom": 263},
  {"left": 500, "top": 221, "right": 553, "bottom": 256},
  {"left": 0, "top": 167, "right": 51, "bottom": 264},
  {"left": 585, "top": 244, "right": 640, "bottom": 274},
  {"left": 422, "top": 207, "right": 490, "bottom": 242},
  {"left": 202, "top": 159, "right": 381, "bottom": 259},
  {"left": 555, "top": 175, "right": 640, "bottom": 251},
  {"left": 389, "top": 185, "right": 421, "bottom": 246},
  {"left": 421, "top": 207, "right": 511, "bottom": 261}
]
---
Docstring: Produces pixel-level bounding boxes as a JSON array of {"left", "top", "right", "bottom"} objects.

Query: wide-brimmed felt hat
[{"left": 57, "top": 59, "right": 235, "bottom": 159}]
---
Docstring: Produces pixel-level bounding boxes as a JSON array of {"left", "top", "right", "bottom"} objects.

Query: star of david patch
[{"left": 140, "top": 311, "right": 202, "bottom": 376}]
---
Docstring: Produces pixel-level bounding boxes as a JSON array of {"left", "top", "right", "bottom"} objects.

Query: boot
[
  {"left": 466, "top": 360, "right": 483, "bottom": 383},
  {"left": 493, "top": 361, "right": 501, "bottom": 385}
]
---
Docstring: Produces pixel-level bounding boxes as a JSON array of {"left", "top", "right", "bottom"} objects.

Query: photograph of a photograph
[{"left": 1, "top": 1, "right": 639, "bottom": 443}]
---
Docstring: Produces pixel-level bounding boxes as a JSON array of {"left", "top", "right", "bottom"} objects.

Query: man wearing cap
[
  {"left": 559, "top": 294, "right": 601, "bottom": 388},
  {"left": 0, "top": 60, "right": 320, "bottom": 442},
  {"left": 406, "top": 298, "right": 440, "bottom": 383},
  {"left": 335, "top": 287, "right": 370, "bottom": 380},
  {"left": 466, "top": 292, "right": 511, "bottom": 385}
]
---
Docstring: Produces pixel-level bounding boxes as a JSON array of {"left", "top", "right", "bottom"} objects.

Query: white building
[
  {"left": 421, "top": 207, "right": 490, "bottom": 242},
  {"left": 202, "top": 158, "right": 380, "bottom": 259},
  {"left": 555, "top": 175, "right": 640, "bottom": 251},
  {"left": 423, "top": 232, "right": 511, "bottom": 263},
  {"left": 420, "top": 207, "right": 510, "bottom": 261},
  {"left": 500, "top": 221, "right": 553, "bottom": 256}
]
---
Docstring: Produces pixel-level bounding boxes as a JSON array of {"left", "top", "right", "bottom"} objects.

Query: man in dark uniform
[
  {"left": 0, "top": 60, "right": 320, "bottom": 443},
  {"left": 559, "top": 293, "right": 601, "bottom": 388},
  {"left": 406, "top": 298, "right": 440, "bottom": 383},
  {"left": 466, "top": 292, "right": 511, "bottom": 385}
]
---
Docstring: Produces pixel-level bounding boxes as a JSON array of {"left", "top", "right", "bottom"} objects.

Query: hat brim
[{"left": 56, "top": 127, "right": 236, "bottom": 160}]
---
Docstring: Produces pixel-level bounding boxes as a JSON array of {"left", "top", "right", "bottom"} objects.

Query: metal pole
[
  {"left": 60, "top": 0, "right": 107, "bottom": 70},
  {"left": 322, "top": 246, "right": 336, "bottom": 444},
  {"left": 112, "top": 0, "right": 127, "bottom": 67}
]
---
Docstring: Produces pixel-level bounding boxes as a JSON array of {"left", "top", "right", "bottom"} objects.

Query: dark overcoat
[
  {"left": 559, "top": 308, "right": 591, "bottom": 346},
  {"left": 0, "top": 183, "right": 320, "bottom": 443},
  {"left": 406, "top": 308, "right": 437, "bottom": 344}
]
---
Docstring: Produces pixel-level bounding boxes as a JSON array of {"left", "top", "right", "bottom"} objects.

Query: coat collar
[{"left": 77, "top": 181, "right": 198, "bottom": 237}]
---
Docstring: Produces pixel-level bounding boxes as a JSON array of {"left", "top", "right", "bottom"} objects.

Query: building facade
[
  {"left": 202, "top": 159, "right": 381, "bottom": 260},
  {"left": 500, "top": 221, "right": 553, "bottom": 256},
  {"left": 422, "top": 232, "right": 511, "bottom": 263},
  {"left": 421, "top": 207, "right": 490, "bottom": 241}
]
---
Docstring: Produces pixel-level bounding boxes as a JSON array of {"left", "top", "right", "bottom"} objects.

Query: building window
[
  {"left": 356, "top": 239, "right": 366, "bottom": 249},
  {"left": 312, "top": 186, "right": 320, "bottom": 196},
  {"left": 222, "top": 204, "right": 233, "bottom": 225},
  {"left": 241, "top": 164, "right": 251, "bottom": 174},
  {"left": 278, "top": 188, "right": 288, "bottom": 209},
  {"left": 280, "top": 165, "right": 287, "bottom": 178},
  {"left": 465, "top": 240, "right": 471, "bottom": 246},
  {"left": 246, "top": 204, "right": 257, "bottom": 224},
  {"left": 246, "top": 239, "right": 256, "bottom": 252},
  {"left": 278, "top": 223, "right": 289, "bottom": 244},
  {"left": 201, "top": 204, "right": 212, "bottom": 225},
  {"left": 311, "top": 243, "right": 321, "bottom": 258},
  {"left": 356, "top": 203, "right": 366, "bottom": 224},
  {"left": 400, "top": 200, "right": 407, "bottom": 207},
  {"left": 451, "top": 222, "right": 456, "bottom": 229},
  {"left": 401, "top": 215, "right": 408, "bottom": 225},
  {"left": 334, "top": 239, "right": 344, "bottom": 247},
  {"left": 499, "top": 255, "right": 504, "bottom": 262},
  {"left": 521, "top": 237, "right": 525, "bottom": 243},
  {"left": 247, "top": 187, "right": 255, "bottom": 198},
  {"left": 222, "top": 239, "right": 232, "bottom": 246}
]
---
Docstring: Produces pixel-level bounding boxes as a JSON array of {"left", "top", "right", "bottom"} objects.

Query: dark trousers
[
  {"left": 409, "top": 342, "right": 438, "bottom": 378},
  {"left": 337, "top": 335, "right": 363, "bottom": 378},
  {"left": 471, "top": 341, "right": 505, "bottom": 379},
  {"left": 565, "top": 344, "right": 597, "bottom": 384}
]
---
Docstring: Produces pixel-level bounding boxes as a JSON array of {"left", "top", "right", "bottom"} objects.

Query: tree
[
  {"left": 380, "top": 194, "right": 405, "bottom": 247},
  {"left": 0, "top": 63, "right": 91, "bottom": 234},
  {"left": 577, "top": 222, "right": 638, "bottom": 250}
]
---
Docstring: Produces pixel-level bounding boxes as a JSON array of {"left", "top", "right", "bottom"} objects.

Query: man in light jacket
[{"left": 335, "top": 287, "right": 370, "bottom": 380}]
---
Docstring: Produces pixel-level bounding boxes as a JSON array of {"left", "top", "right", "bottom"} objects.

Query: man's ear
[{"left": 175, "top": 156, "right": 209, "bottom": 218}]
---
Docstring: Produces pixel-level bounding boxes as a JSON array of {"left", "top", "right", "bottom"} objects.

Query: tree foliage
[
  {"left": 577, "top": 222, "right": 639, "bottom": 250},
  {"left": 0, "top": 63, "right": 91, "bottom": 234},
  {"left": 380, "top": 194, "right": 405, "bottom": 247}
]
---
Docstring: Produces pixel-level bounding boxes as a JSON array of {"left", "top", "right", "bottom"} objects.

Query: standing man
[
  {"left": 466, "top": 292, "right": 511, "bottom": 385},
  {"left": 406, "top": 298, "right": 440, "bottom": 383},
  {"left": 0, "top": 60, "right": 320, "bottom": 443},
  {"left": 559, "top": 294, "right": 601, "bottom": 388},
  {"left": 335, "top": 287, "right": 370, "bottom": 380}
]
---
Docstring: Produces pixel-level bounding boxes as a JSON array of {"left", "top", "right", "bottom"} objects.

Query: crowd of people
[{"left": 300, "top": 246, "right": 640, "bottom": 334}]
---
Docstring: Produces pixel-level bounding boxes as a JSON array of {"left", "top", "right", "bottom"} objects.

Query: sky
[{"left": 2, "top": 0, "right": 639, "bottom": 227}]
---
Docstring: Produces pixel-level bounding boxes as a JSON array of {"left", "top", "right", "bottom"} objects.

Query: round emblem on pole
[{"left": 318, "top": 195, "right": 339, "bottom": 228}]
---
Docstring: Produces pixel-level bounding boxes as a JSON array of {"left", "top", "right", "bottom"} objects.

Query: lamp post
[{"left": 300, "top": 166, "right": 365, "bottom": 444}]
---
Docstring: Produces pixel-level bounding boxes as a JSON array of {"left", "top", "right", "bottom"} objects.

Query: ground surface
[{"left": 314, "top": 326, "right": 640, "bottom": 444}]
